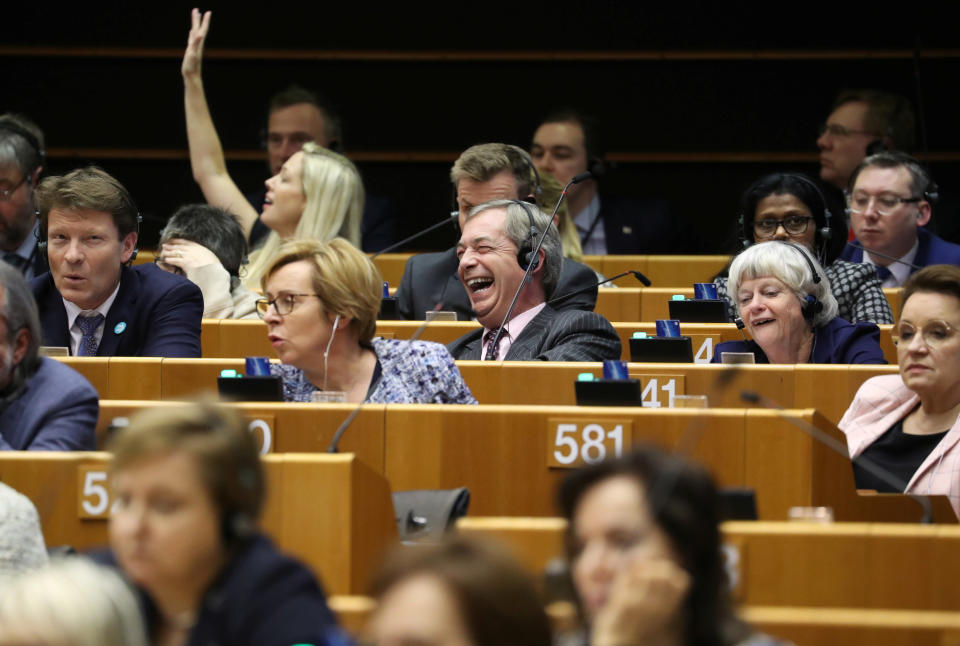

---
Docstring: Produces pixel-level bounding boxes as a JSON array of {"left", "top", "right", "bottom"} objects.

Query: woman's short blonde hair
[
  {"left": 728, "top": 241, "right": 838, "bottom": 327},
  {"left": 108, "top": 402, "right": 265, "bottom": 538},
  {"left": 261, "top": 238, "right": 382, "bottom": 345},
  {"left": 0, "top": 558, "right": 148, "bottom": 646}
]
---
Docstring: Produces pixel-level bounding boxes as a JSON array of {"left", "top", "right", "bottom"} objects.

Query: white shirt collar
[
  {"left": 863, "top": 238, "right": 919, "bottom": 288},
  {"left": 63, "top": 281, "right": 122, "bottom": 355}
]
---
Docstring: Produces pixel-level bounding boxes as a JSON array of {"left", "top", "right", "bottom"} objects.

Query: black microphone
[
  {"left": 733, "top": 317, "right": 748, "bottom": 341},
  {"left": 547, "top": 269, "right": 652, "bottom": 306},
  {"left": 372, "top": 212, "right": 459, "bottom": 258},
  {"left": 485, "top": 172, "right": 593, "bottom": 359},
  {"left": 740, "top": 390, "right": 933, "bottom": 524},
  {"left": 329, "top": 297, "right": 448, "bottom": 452},
  {"left": 845, "top": 241, "right": 924, "bottom": 272}
]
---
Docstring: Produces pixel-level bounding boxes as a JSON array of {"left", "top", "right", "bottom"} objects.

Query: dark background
[{"left": 5, "top": 2, "right": 959, "bottom": 254}]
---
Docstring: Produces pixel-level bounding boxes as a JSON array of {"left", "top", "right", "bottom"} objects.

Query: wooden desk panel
[
  {"left": 457, "top": 517, "right": 960, "bottom": 612},
  {"left": 58, "top": 357, "right": 110, "bottom": 398},
  {"left": 370, "top": 253, "right": 410, "bottom": 288},
  {"left": 383, "top": 405, "right": 745, "bottom": 517},
  {"left": 0, "top": 452, "right": 396, "bottom": 595},
  {"left": 96, "top": 401, "right": 386, "bottom": 474}
]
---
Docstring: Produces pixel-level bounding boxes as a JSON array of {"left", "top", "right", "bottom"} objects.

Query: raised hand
[
  {"left": 160, "top": 238, "right": 222, "bottom": 275},
  {"left": 181, "top": 8, "right": 212, "bottom": 79}
]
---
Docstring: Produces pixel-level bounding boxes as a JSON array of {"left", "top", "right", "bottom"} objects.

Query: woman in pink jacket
[{"left": 840, "top": 264, "right": 960, "bottom": 516}]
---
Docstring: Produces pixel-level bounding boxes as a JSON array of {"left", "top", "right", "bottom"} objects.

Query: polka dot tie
[{"left": 76, "top": 314, "right": 105, "bottom": 357}]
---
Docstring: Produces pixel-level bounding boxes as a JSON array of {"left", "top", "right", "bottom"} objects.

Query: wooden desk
[
  {"left": 0, "top": 452, "right": 396, "bottom": 595},
  {"left": 458, "top": 518, "right": 960, "bottom": 612},
  {"left": 96, "top": 401, "right": 386, "bottom": 471}
]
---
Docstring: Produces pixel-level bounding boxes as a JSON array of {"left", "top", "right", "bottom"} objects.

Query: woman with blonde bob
[
  {"left": 711, "top": 241, "right": 885, "bottom": 364},
  {"left": 260, "top": 238, "right": 476, "bottom": 404},
  {"left": 100, "top": 401, "right": 342, "bottom": 646},
  {"left": 170, "top": 9, "right": 363, "bottom": 292}
]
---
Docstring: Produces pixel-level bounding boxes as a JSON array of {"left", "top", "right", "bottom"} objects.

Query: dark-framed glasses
[
  {"left": 892, "top": 320, "right": 958, "bottom": 348},
  {"left": 255, "top": 293, "right": 320, "bottom": 318},
  {"left": 846, "top": 191, "right": 921, "bottom": 216},
  {"left": 754, "top": 215, "right": 814, "bottom": 238}
]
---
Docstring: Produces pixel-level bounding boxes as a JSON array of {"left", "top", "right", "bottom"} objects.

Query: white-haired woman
[{"left": 712, "top": 241, "right": 886, "bottom": 364}]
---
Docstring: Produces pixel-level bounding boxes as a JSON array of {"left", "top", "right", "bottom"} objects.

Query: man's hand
[
  {"left": 181, "top": 8, "right": 212, "bottom": 79},
  {"left": 591, "top": 558, "right": 691, "bottom": 646},
  {"left": 160, "top": 238, "right": 221, "bottom": 275}
]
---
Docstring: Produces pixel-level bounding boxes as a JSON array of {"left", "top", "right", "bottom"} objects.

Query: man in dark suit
[
  {"left": 530, "top": 108, "right": 682, "bottom": 254},
  {"left": 396, "top": 143, "right": 599, "bottom": 320},
  {"left": 0, "top": 260, "right": 97, "bottom": 450},
  {"left": 840, "top": 152, "right": 960, "bottom": 287},
  {"left": 0, "top": 114, "right": 48, "bottom": 280},
  {"left": 446, "top": 200, "right": 620, "bottom": 361},
  {"left": 29, "top": 167, "right": 202, "bottom": 358}
]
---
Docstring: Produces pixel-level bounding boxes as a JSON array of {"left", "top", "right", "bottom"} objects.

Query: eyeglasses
[
  {"left": 846, "top": 192, "right": 922, "bottom": 216},
  {"left": 818, "top": 123, "right": 877, "bottom": 138},
  {"left": 0, "top": 175, "right": 29, "bottom": 202},
  {"left": 892, "top": 320, "right": 958, "bottom": 348},
  {"left": 754, "top": 215, "right": 814, "bottom": 238},
  {"left": 255, "top": 293, "right": 320, "bottom": 318}
]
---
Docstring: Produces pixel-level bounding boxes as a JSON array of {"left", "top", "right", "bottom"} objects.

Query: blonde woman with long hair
[{"left": 169, "top": 9, "right": 363, "bottom": 293}]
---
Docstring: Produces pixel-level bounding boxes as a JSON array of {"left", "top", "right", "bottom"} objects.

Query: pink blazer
[{"left": 838, "top": 374, "right": 960, "bottom": 517}]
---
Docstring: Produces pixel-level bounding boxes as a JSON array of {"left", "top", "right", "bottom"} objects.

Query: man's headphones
[
  {"left": 738, "top": 173, "right": 834, "bottom": 260},
  {"left": 779, "top": 241, "right": 823, "bottom": 321},
  {"left": 0, "top": 120, "right": 46, "bottom": 173},
  {"left": 513, "top": 200, "right": 541, "bottom": 271}
]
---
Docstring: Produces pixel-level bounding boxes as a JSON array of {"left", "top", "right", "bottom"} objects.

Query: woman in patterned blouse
[
  {"left": 715, "top": 172, "right": 893, "bottom": 325},
  {"left": 258, "top": 238, "right": 476, "bottom": 404}
]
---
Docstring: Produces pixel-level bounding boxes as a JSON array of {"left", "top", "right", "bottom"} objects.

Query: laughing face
[
  {"left": 736, "top": 276, "right": 809, "bottom": 357},
  {"left": 456, "top": 207, "right": 531, "bottom": 329}
]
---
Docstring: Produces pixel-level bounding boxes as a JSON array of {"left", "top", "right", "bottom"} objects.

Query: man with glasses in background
[
  {"left": 840, "top": 152, "right": 960, "bottom": 287},
  {"left": 0, "top": 114, "right": 47, "bottom": 280},
  {"left": 817, "top": 90, "right": 916, "bottom": 192}
]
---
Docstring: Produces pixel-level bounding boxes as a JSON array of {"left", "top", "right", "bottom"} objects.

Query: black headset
[
  {"left": 779, "top": 241, "right": 824, "bottom": 322},
  {"left": 0, "top": 119, "right": 46, "bottom": 173},
  {"left": 738, "top": 173, "right": 834, "bottom": 261},
  {"left": 513, "top": 200, "right": 541, "bottom": 271}
]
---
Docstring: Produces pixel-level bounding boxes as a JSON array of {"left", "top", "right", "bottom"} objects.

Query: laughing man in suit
[
  {"left": 29, "top": 167, "right": 202, "bottom": 358},
  {"left": 446, "top": 200, "right": 620, "bottom": 361}
]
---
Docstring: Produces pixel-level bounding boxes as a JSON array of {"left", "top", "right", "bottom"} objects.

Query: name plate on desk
[
  {"left": 626, "top": 374, "right": 686, "bottom": 408},
  {"left": 77, "top": 466, "right": 113, "bottom": 520},
  {"left": 547, "top": 419, "right": 634, "bottom": 468}
]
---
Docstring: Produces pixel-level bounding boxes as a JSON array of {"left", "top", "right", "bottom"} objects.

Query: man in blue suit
[
  {"left": 840, "top": 152, "right": 960, "bottom": 287},
  {"left": 0, "top": 260, "right": 97, "bottom": 450},
  {"left": 29, "top": 167, "right": 202, "bottom": 357}
]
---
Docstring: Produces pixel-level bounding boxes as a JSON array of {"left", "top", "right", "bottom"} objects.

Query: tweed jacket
[
  {"left": 446, "top": 305, "right": 621, "bottom": 361},
  {"left": 839, "top": 374, "right": 960, "bottom": 517}
]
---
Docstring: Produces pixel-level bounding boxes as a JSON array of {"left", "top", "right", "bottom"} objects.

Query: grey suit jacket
[
  {"left": 446, "top": 305, "right": 621, "bottom": 361},
  {"left": 395, "top": 247, "right": 598, "bottom": 320}
]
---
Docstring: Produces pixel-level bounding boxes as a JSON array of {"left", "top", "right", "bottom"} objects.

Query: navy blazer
[
  {"left": 711, "top": 317, "right": 886, "bottom": 365},
  {"left": 840, "top": 227, "right": 960, "bottom": 271},
  {"left": 591, "top": 193, "right": 689, "bottom": 254},
  {"left": 0, "top": 357, "right": 98, "bottom": 450},
  {"left": 446, "top": 305, "right": 621, "bottom": 361},
  {"left": 31, "top": 264, "right": 203, "bottom": 358},
  {"left": 396, "top": 247, "right": 599, "bottom": 320},
  {"left": 93, "top": 534, "right": 342, "bottom": 646}
]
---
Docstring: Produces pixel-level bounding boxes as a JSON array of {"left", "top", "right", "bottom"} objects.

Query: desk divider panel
[{"left": 0, "top": 452, "right": 396, "bottom": 596}]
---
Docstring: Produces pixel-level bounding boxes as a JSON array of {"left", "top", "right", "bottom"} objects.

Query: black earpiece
[
  {"left": 513, "top": 200, "right": 541, "bottom": 271},
  {"left": 778, "top": 241, "right": 823, "bottom": 321}
]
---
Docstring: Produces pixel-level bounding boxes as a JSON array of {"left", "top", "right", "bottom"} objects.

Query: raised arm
[{"left": 181, "top": 9, "right": 259, "bottom": 241}]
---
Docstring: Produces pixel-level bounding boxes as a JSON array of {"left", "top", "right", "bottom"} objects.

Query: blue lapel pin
[{"left": 114, "top": 322, "right": 127, "bottom": 335}]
